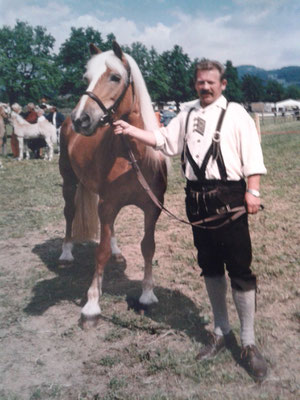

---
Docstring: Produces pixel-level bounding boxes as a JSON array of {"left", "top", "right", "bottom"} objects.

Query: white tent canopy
[{"left": 275, "top": 99, "right": 300, "bottom": 110}]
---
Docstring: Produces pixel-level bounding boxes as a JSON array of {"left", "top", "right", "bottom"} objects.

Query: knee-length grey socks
[
  {"left": 204, "top": 276, "right": 231, "bottom": 336},
  {"left": 204, "top": 276, "right": 256, "bottom": 346}
]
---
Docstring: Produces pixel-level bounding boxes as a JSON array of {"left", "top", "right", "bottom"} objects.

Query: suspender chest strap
[{"left": 181, "top": 103, "right": 229, "bottom": 182}]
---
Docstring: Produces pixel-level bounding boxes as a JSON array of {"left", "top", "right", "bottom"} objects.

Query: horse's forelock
[{"left": 85, "top": 51, "right": 127, "bottom": 88}]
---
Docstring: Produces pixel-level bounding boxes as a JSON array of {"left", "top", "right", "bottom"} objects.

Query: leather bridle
[{"left": 84, "top": 63, "right": 133, "bottom": 126}]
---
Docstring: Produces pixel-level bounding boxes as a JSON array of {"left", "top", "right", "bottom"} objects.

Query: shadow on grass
[{"left": 25, "top": 237, "right": 243, "bottom": 364}]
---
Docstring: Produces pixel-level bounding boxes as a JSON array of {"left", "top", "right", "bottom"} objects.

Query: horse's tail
[{"left": 72, "top": 183, "right": 100, "bottom": 241}]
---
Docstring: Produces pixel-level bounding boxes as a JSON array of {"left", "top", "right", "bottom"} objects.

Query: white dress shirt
[{"left": 153, "top": 95, "right": 267, "bottom": 181}]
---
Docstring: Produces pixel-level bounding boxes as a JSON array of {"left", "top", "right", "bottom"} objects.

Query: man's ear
[{"left": 221, "top": 79, "right": 227, "bottom": 91}]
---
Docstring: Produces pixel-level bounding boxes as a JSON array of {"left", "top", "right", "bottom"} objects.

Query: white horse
[{"left": 9, "top": 103, "right": 57, "bottom": 161}]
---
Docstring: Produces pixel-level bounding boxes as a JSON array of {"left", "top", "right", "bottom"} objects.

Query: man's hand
[{"left": 245, "top": 191, "right": 261, "bottom": 214}]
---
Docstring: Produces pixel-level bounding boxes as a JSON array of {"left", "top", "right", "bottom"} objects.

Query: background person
[
  {"left": 113, "top": 59, "right": 268, "bottom": 381},
  {"left": 45, "top": 105, "right": 65, "bottom": 147}
]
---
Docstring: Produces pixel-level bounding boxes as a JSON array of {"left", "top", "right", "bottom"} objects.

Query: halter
[{"left": 84, "top": 62, "right": 133, "bottom": 126}]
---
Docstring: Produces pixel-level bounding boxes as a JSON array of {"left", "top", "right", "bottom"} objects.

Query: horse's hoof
[
  {"left": 112, "top": 253, "right": 126, "bottom": 264},
  {"left": 58, "top": 258, "right": 73, "bottom": 266},
  {"left": 79, "top": 313, "right": 100, "bottom": 330}
]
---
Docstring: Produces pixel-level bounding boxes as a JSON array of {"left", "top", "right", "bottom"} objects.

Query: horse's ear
[
  {"left": 89, "top": 43, "right": 102, "bottom": 55},
  {"left": 112, "top": 41, "right": 124, "bottom": 61}
]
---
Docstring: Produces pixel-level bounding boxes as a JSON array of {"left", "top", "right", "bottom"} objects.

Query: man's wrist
[{"left": 246, "top": 188, "right": 260, "bottom": 198}]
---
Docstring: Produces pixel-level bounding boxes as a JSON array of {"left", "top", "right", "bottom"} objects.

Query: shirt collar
[{"left": 196, "top": 95, "right": 227, "bottom": 111}]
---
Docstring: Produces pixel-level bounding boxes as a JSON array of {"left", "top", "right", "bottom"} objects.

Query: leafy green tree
[
  {"left": 284, "top": 85, "right": 300, "bottom": 100},
  {"left": 241, "top": 74, "right": 265, "bottom": 103},
  {"left": 56, "top": 27, "right": 115, "bottom": 103},
  {"left": 264, "top": 79, "right": 285, "bottom": 102},
  {"left": 160, "top": 45, "right": 193, "bottom": 109},
  {"left": 224, "top": 61, "right": 243, "bottom": 103},
  {"left": 145, "top": 47, "right": 170, "bottom": 103},
  {"left": 0, "top": 20, "right": 59, "bottom": 104}
]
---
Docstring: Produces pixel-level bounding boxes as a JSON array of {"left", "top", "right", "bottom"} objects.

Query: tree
[
  {"left": 284, "top": 85, "right": 300, "bottom": 100},
  {"left": 160, "top": 45, "right": 193, "bottom": 109},
  {"left": 56, "top": 27, "right": 115, "bottom": 103},
  {"left": 264, "top": 79, "right": 285, "bottom": 102},
  {"left": 0, "top": 20, "right": 59, "bottom": 104},
  {"left": 241, "top": 74, "right": 265, "bottom": 103},
  {"left": 224, "top": 61, "right": 243, "bottom": 103},
  {"left": 144, "top": 47, "right": 170, "bottom": 103}
]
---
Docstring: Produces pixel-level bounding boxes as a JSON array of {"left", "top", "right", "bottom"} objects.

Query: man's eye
[{"left": 110, "top": 74, "right": 121, "bottom": 82}]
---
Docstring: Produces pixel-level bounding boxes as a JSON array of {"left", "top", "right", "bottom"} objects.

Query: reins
[{"left": 120, "top": 133, "right": 247, "bottom": 230}]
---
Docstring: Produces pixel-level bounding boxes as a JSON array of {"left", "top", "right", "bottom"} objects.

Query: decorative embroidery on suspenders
[{"left": 181, "top": 103, "right": 229, "bottom": 181}]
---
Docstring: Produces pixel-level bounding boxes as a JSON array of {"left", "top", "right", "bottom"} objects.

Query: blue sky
[{"left": 0, "top": 0, "right": 299, "bottom": 69}]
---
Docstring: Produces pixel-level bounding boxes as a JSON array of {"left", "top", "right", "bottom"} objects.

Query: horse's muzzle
[{"left": 71, "top": 111, "right": 93, "bottom": 135}]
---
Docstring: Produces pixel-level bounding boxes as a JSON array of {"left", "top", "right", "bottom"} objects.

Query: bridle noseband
[{"left": 84, "top": 63, "right": 133, "bottom": 126}]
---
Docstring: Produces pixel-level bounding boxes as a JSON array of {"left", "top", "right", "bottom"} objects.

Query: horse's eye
[{"left": 110, "top": 74, "right": 121, "bottom": 83}]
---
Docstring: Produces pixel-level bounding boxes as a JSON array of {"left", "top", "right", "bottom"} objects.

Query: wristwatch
[{"left": 246, "top": 188, "right": 260, "bottom": 198}]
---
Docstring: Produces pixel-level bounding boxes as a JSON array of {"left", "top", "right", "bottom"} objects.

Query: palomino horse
[
  {"left": 9, "top": 103, "right": 56, "bottom": 161},
  {"left": 59, "top": 42, "right": 168, "bottom": 325}
]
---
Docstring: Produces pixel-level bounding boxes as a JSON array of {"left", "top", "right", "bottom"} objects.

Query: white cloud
[{"left": 0, "top": 0, "right": 299, "bottom": 69}]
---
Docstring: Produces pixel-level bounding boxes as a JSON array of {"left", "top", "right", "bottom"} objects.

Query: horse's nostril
[
  {"left": 71, "top": 112, "right": 91, "bottom": 131},
  {"left": 80, "top": 113, "right": 90, "bottom": 128}
]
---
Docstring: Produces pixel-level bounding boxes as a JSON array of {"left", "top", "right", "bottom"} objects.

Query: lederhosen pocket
[{"left": 185, "top": 179, "right": 246, "bottom": 224}]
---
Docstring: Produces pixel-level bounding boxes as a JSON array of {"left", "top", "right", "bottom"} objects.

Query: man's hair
[{"left": 194, "top": 59, "right": 225, "bottom": 82}]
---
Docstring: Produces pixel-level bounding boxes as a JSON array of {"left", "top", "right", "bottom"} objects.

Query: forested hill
[{"left": 237, "top": 65, "right": 300, "bottom": 87}]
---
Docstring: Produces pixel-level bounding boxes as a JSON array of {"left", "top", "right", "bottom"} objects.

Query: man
[
  {"left": 113, "top": 60, "right": 268, "bottom": 380},
  {"left": 45, "top": 106, "right": 65, "bottom": 146}
]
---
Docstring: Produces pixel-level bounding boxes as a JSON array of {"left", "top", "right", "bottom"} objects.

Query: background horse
[
  {"left": 0, "top": 103, "right": 10, "bottom": 156},
  {"left": 59, "top": 41, "right": 168, "bottom": 326},
  {"left": 9, "top": 103, "right": 56, "bottom": 161}
]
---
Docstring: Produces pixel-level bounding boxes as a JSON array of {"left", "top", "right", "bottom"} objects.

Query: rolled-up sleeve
[
  {"left": 153, "top": 113, "right": 185, "bottom": 156},
  {"left": 239, "top": 109, "right": 267, "bottom": 177}
]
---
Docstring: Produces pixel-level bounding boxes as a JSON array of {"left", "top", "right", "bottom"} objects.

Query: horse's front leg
[
  {"left": 45, "top": 137, "right": 53, "bottom": 161},
  {"left": 139, "top": 206, "right": 161, "bottom": 305},
  {"left": 17, "top": 137, "right": 23, "bottom": 161},
  {"left": 81, "top": 220, "right": 112, "bottom": 323}
]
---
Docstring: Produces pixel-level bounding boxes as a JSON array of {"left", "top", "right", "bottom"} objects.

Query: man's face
[{"left": 194, "top": 68, "right": 227, "bottom": 107}]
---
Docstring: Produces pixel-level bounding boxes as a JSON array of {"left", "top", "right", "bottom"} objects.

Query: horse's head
[
  {"left": 0, "top": 103, "right": 11, "bottom": 119},
  {"left": 11, "top": 103, "right": 22, "bottom": 114},
  {"left": 71, "top": 41, "right": 134, "bottom": 136}
]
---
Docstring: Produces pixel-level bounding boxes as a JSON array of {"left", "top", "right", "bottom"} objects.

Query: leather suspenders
[{"left": 181, "top": 103, "right": 229, "bottom": 182}]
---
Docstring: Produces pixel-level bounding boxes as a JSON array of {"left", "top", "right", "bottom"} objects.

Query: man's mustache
[{"left": 200, "top": 90, "right": 213, "bottom": 95}]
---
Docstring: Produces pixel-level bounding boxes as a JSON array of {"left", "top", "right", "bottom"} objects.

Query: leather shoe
[
  {"left": 241, "top": 345, "right": 268, "bottom": 381},
  {"left": 196, "top": 332, "right": 225, "bottom": 361}
]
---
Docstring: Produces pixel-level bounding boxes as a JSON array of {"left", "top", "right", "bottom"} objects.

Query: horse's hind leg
[
  {"left": 139, "top": 206, "right": 161, "bottom": 305},
  {"left": 45, "top": 137, "right": 53, "bottom": 161}
]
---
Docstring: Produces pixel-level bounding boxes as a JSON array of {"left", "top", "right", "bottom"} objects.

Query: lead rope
[{"left": 121, "top": 134, "right": 246, "bottom": 230}]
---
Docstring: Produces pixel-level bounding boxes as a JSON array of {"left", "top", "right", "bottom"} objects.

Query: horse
[
  {"left": 9, "top": 103, "right": 57, "bottom": 161},
  {"left": 58, "top": 41, "right": 168, "bottom": 326},
  {"left": 0, "top": 103, "right": 10, "bottom": 156}
]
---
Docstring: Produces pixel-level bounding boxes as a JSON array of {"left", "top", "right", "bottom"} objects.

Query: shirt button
[
  {"left": 195, "top": 154, "right": 199, "bottom": 158},
  {"left": 197, "top": 139, "right": 200, "bottom": 143}
]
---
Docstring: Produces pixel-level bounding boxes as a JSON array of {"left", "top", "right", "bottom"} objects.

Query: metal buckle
[{"left": 216, "top": 204, "right": 231, "bottom": 214}]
